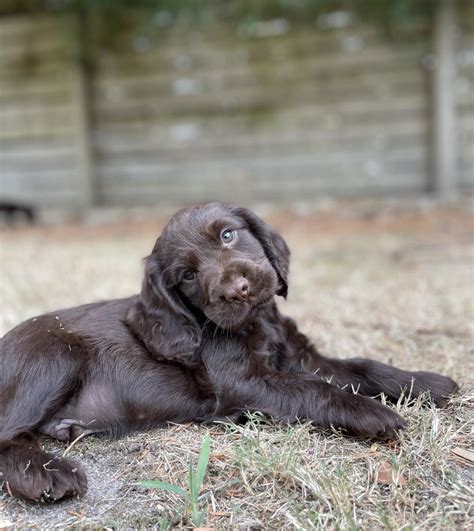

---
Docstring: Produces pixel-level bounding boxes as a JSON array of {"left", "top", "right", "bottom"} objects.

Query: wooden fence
[{"left": 0, "top": 4, "right": 472, "bottom": 207}]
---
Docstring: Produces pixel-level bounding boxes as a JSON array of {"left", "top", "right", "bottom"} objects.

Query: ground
[{"left": 0, "top": 200, "right": 473, "bottom": 530}]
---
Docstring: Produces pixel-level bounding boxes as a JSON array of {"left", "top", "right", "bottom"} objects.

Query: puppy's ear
[
  {"left": 126, "top": 255, "right": 201, "bottom": 365},
  {"left": 233, "top": 206, "right": 290, "bottom": 297}
]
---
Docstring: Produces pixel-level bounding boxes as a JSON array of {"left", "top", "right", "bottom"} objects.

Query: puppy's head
[
  {"left": 157, "top": 202, "right": 289, "bottom": 328},
  {"left": 127, "top": 203, "right": 290, "bottom": 363}
]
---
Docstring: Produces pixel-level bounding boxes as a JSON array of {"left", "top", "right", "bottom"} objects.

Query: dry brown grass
[{"left": 1, "top": 200, "right": 473, "bottom": 529}]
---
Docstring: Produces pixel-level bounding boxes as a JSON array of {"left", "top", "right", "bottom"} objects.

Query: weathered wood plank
[
  {"left": 95, "top": 112, "right": 427, "bottom": 142},
  {"left": 1, "top": 169, "right": 80, "bottom": 183},
  {"left": 0, "top": 40, "right": 72, "bottom": 66},
  {"left": 1, "top": 152, "right": 78, "bottom": 171},
  {"left": 0, "top": 189, "right": 83, "bottom": 206},
  {"left": 96, "top": 141, "right": 426, "bottom": 168},
  {"left": 94, "top": 76, "right": 425, "bottom": 111},
  {"left": 95, "top": 93, "right": 426, "bottom": 123},
  {"left": 101, "top": 174, "right": 424, "bottom": 205},
  {"left": 95, "top": 133, "right": 428, "bottom": 163},
  {"left": 0, "top": 143, "right": 75, "bottom": 157},
  {"left": 0, "top": 61, "right": 72, "bottom": 80},
  {"left": 95, "top": 63, "right": 424, "bottom": 96},
  {"left": 0, "top": 81, "right": 73, "bottom": 103},
  {"left": 0, "top": 14, "right": 60, "bottom": 39},
  {"left": 97, "top": 29, "right": 421, "bottom": 73},
  {"left": 106, "top": 25, "right": 383, "bottom": 55},
  {"left": 97, "top": 47, "right": 422, "bottom": 86},
  {"left": 0, "top": 128, "right": 76, "bottom": 141},
  {"left": 97, "top": 154, "right": 426, "bottom": 190}
]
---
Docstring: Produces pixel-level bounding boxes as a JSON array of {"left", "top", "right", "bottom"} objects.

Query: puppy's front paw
[
  {"left": 3, "top": 452, "right": 87, "bottom": 502},
  {"left": 411, "top": 371, "right": 458, "bottom": 408},
  {"left": 329, "top": 393, "right": 406, "bottom": 440},
  {"left": 352, "top": 397, "right": 406, "bottom": 439}
]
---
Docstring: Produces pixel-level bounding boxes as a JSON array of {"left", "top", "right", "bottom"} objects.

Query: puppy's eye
[
  {"left": 221, "top": 229, "right": 236, "bottom": 244},
  {"left": 182, "top": 270, "right": 195, "bottom": 281}
]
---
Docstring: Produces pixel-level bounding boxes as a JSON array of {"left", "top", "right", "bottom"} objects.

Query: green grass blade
[
  {"left": 139, "top": 480, "right": 187, "bottom": 498},
  {"left": 192, "top": 510, "right": 204, "bottom": 527},
  {"left": 188, "top": 459, "right": 195, "bottom": 501},
  {"left": 193, "top": 433, "right": 211, "bottom": 495}
]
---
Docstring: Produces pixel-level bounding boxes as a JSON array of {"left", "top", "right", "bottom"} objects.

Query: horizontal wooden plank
[
  {"left": 1, "top": 155, "right": 78, "bottom": 173},
  {"left": 99, "top": 25, "right": 385, "bottom": 62},
  {"left": 0, "top": 26, "right": 69, "bottom": 49},
  {"left": 0, "top": 69, "right": 74, "bottom": 89},
  {"left": 1, "top": 167, "right": 79, "bottom": 180},
  {"left": 95, "top": 114, "right": 428, "bottom": 142},
  {"left": 0, "top": 14, "right": 62, "bottom": 39},
  {"left": 0, "top": 15, "right": 74, "bottom": 70},
  {"left": 0, "top": 142, "right": 75, "bottom": 158},
  {"left": 95, "top": 71, "right": 425, "bottom": 105},
  {"left": 1, "top": 174, "right": 81, "bottom": 198},
  {"left": 97, "top": 142, "right": 426, "bottom": 173},
  {"left": 456, "top": 69, "right": 474, "bottom": 85},
  {"left": 101, "top": 176, "right": 424, "bottom": 205},
  {"left": 458, "top": 113, "right": 474, "bottom": 130},
  {"left": 95, "top": 90, "right": 426, "bottom": 123},
  {"left": 0, "top": 189, "right": 83, "bottom": 207},
  {"left": 0, "top": 128, "right": 76, "bottom": 141},
  {"left": 97, "top": 154, "right": 426, "bottom": 189},
  {"left": 0, "top": 102, "right": 75, "bottom": 117},
  {"left": 456, "top": 94, "right": 474, "bottom": 109},
  {"left": 108, "top": 24, "right": 383, "bottom": 55},
  {"left": 459, "top": 148, "right": 474, "bottom": 165},
  {"left": 0, "top": 75, "right": 74, "bottom": 102},
  {"left": 97, "top": 118, "right": 427, "bottom": 144},
  {"left": 97, "top": 43, "right": 419, "bottom": 78},
  {"left": 96, "top": 132, "right": 428, "bottom": 164},
  {"left": 95, "top": 110, "right": 427, "bottom": 145},
  {"left": 94, "top": 74, "right": 424, "bottom": 111},
  {"left": 253, "top": 179, "right": 425, "bottom": 200},
  {"left": 458, "top": 127, "right": 474, "bottom": 142},
  {"left": 0, "top": 104, "right": 77, "bottom": 139},
  {"left": 0, "top": 59, "right": 74, "bottom": 80},
  {"left": 95, "top": 63, "right": 425, "bottom": 107},
  {"left": 0, "top": 137, "right": 75, "bottom": 150},
  {"left": 95, "top": 111, "right": 428, "bottom": 146},
  {"left": 459, "top": 150, "right": 474, "bottom": 165},
  {"left": 97, "top": 52, "right": 423, "bottom": 84},
  {"left": 458, "top": 174, "right": 474, "bottom": 188},
  {"left": 0, "top": 126, "right": 76, "bottom": 139},
  {"left": 97, "top": 50, "right": 422, "bottom": 96},
  {"left": 0, "top": 40, "right": 73, "bottom": 68},
  {"left": 98, "top": 31, "right": 421, "bottom": 76}
]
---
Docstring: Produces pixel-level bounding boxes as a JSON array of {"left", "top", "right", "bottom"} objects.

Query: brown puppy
[{"left": 0, "top": 203, "right": 457, "bottom": 502}]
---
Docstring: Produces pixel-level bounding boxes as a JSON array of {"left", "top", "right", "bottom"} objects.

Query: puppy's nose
[{"left": 224, "top": 277, "right": 249, "bottom": 302}]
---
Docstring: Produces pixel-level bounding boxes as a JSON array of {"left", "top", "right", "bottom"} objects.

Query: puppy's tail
[{"left": 0, "top": 435, "right": 87, "bottom": 502}]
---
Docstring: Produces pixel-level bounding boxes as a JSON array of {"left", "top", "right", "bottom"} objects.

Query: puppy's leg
[
  {"left": 0, "top": 319, "right": 88, "bottom": 501},
  {"left": 40, "top": 418, "right": 103, "bottom": 441},
  {"left": 286, "top": 322, "right": 457, "bottom": 406},
  {"left": 0, "top": 437, "right": 87, "bottom": 502},
  {"left": 218, "top": 371, "right": 406, "bottom": 439},
  {"left": 307, "top": 355, "right": 457, "bottom": 407},
  {"left": 202, "top": 337, "right": 405, "bottom": 439}
]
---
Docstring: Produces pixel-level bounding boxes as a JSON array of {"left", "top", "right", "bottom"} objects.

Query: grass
[
  {"left": 0, "top": 200, "right": 473, "bottom": 529},
  {"left": 139, "top": 433, "right": 212, "bottom": 528},
  {"left": 223, "top": 397, "right": 473, "bottom": 529}
]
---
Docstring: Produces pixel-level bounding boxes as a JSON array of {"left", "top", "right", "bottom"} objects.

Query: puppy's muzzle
[{"left": 223, "top": 276, "right": 249, "bottom": 303}]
